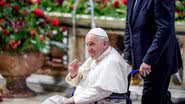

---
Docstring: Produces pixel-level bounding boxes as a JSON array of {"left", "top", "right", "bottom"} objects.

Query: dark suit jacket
[{"left": 124, "top": 0, "right": 182, "bottom": 74}]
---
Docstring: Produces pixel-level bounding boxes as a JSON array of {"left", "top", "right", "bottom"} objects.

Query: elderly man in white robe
[{"left": 42, "top": 28, "right": 131, "bottom": 104}]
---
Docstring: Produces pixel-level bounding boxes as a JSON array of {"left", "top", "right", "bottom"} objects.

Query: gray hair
[{"left": 95, "top": 35, "right": 110, "bottom": 45}]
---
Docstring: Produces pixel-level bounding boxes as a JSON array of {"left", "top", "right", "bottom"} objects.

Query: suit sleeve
[
  {"left": 143, "top": 0, "right": 173, "bottom": 64},
  {"left": 124, "top": 8, "right": 132, "bottom": 65}
]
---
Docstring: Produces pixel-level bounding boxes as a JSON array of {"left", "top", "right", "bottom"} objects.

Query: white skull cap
[{"left": 87, "top": 27, "right": 108, "bottom": 38}]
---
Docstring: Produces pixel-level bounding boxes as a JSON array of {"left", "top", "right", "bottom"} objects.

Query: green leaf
[
  {"left": 40, "top": 45, "right": 50, "bottom": 54},
  {"left": 10, "top": 33, "right": 27, "bottom": 41}
]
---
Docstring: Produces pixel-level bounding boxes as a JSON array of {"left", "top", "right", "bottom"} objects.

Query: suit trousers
[{"left": 141, "top": 65, "right": 173, "bottom": 104}]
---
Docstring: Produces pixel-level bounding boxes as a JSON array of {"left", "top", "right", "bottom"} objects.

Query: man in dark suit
[{"left": 123, "top": 0, "right": 182, "bottom": 104}]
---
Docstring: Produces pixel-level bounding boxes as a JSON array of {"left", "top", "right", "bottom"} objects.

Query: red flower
[
  {"left": 122, "top": 0, "right": 127, "bottom": 5},
  {"left": 13, "top": 5, "right": 20, "bottom": 12},
  {"left": 0, "top": 0, "right": 6, "bottom": 6},
  {"left": 113, "top": 0, "right": 120, "bottom": 8},
  {"left": 6, "top": 3, "right": 11, "bottom": 7},
  {"left": 51, "top": 18, "right": 59, "bottom": 26},
  {"left": 11, "top": 19, "right": 25, "bottom": 32},
  {"left": 45, "top": 16, "right": 51, "bottom": 23},
  {"left": 61, "top": 26, "right": 67, "bottom": 32},
  {"left": 0, "top": 18, "right": 5, "bottom": 23},
  {"left": 103, "top": 0, "right": 108, "bottom": 5},
  {"left": 178, "top": 11, "right": 185, "bottom": 16},
  {"left": 95, "top": 0, "right": 99, "bottom": 3},
  {"left": 30, "top": 29, "right": 37, "bottom": 36},
  {"left": 9, "top": 40, "right": 21, "bottom": 49},
  {"left": 56, "top": 0, "right": 64, "bottom": 5},
  {"left": 33, "top": 9, "right": 44, "bottom": 17},
  {"left": 2, "top": 29, "right": 8, "bottom": 36},
  {"left": 39, "top": 35, "right": 45, "bottom": 41},
  {"left": 22, "top": 10, "right": 28, "bottom": 15},
  {"left": 37, "top": 0, "right": 42, "bottom": 4},
  {"left": 176, "top": 8, "right": 180, "bottom": 12}
]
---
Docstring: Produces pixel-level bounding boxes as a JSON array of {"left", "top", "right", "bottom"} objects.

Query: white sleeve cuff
[{"left": 65, "top": 73, "right": 83, "bottom": 86}]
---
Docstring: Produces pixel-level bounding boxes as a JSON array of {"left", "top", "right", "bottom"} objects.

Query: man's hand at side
[{"left": 139, "top": 62, "right": 151, "bottom": 77}]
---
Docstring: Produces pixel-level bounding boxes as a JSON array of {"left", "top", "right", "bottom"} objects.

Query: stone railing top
[{"left": 48, "top": 12, "right": 185, "bottom": 33}]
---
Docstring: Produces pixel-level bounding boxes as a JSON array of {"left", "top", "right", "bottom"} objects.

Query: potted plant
[{"left": 0, "top": 0, "right": 65, "bottom": 98}]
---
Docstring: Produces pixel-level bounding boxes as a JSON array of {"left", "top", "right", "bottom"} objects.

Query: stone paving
[
  {"left": 1, "top": 86, "right": 185, "bottom": 104},
  {"left": 1, "top": 92, "right": 140, "bottom": 104},
  {"left": 0, "top": 74, "right": 185, "bottom": 104},
  {"left": 1, "top": 92, "right": 60, "bottom": 104}
]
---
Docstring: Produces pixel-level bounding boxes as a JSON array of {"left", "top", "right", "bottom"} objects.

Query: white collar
[{"left": 95, "top": 46, "right": 112, "bottom": 63}]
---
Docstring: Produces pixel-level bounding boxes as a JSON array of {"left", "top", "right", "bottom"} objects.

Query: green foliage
[
  {"left": 0, "top": 0, "right": 65, "bottom": 54},
  {"left": 175, "top": 0, "right": 185, "bottom": 21},
  {"left": 42, "top": 0, "right": 127, "bottom": 19},
  {"left": 42, "top": 0, "right": 185, "bottom": 21}
]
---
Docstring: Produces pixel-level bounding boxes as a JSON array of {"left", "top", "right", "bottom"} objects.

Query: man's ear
[{"left": 103, "top": 41, "right": 108, "bottom": 48}]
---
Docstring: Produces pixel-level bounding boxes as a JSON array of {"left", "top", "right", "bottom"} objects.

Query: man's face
[{"left": 85, "top": 34, "right": 106, "bottom": 59}]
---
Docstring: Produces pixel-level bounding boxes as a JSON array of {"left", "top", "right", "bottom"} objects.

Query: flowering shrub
[
  {"left": 43, "top": 0, "right": 184, "bottom": 21},
  {"left": 43, "top": 0, "right": 127, "bottom": 18},
  {"left": 0, "top": 0, "right": 65, "bottom": 54},
  {"left": 175, "top": 0, "right": 185, "bottom": 21}
]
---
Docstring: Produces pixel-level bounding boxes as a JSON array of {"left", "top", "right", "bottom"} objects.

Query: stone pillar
[
  {"left": 182, "top": 37, "right": 185, "bottom": 87},
  {"left": 68, "top": 28, "right": 76, "bottom": 63},
  {"left": 177, "top": 35, "right": 185, "bottom": 87}
]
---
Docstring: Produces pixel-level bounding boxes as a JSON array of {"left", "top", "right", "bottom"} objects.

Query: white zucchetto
[{"left": 87, "top": 27, "right": 108, "bottom": 38}]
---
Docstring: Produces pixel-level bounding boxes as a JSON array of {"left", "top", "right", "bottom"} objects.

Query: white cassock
[{"left": 42, "top": 47, "right": 131, "bottom": 104}]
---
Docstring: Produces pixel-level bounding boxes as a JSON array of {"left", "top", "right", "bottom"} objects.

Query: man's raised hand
[{"left": 68, "top": 59, "right": 81, "bottom": 78}]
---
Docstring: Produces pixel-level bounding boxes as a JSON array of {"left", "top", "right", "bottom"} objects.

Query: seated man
[{"left": 42, "top": 28, "right": 131, "bottom": 104}]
